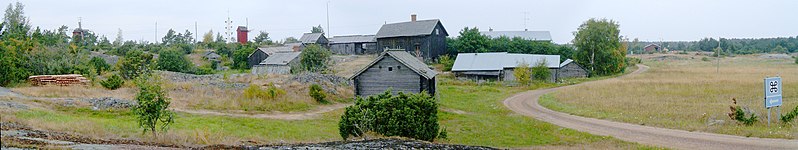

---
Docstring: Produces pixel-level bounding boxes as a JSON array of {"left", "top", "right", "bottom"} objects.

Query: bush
[
  {"left": 727, "top": 98, "right": 758, "bottom": 126},
  {"left": 338, "top": 90, "right": 440, "bottom": 141},
  {"left": 701, "top": 57, "right": 710, "bottom": 61},
  {"left": 100, "top": 74, "right": 124, "bottom": 90},
  {"left": 117, "top": 50, "right": 154, "bottom": 79},
  {"left": 781, "top": 105, "right": 798, "bottom": 123},
  {"left": 625, "top": 57, "right": 642, "bottom": 65},
  {"left": 309, "top": 84, "right": 327, "bottom": 103},
  {"left": 300, "top": 44, "right": 331, "bottom": 73},
  {"left": 531, "top": 61, "right": 550, "bottom": 81},
  {"left": 156, "top": 48, "right": 192, "bottom": 73},
  {"left": 437, "top": 55, "right": 454, "bottom": 71},
  {"left": 513, "top": 62, "right": 531, "bottom": 85},
  {"left": 89, "top": 57, "right": 111, "bottom": 75},
  {"left": 243, "top": 83, "right": 285, "bottom": 100},
  {"left": 794, "top": 56, "right": 798, "bottom": 64},
  {"left": 232, "top": 46, "right": 255, "bottom": 69},
  {"left": 132, "top": 75, "right": 174, "bottom": 136}
]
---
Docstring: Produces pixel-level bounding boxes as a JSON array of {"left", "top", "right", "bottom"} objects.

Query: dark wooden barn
[
  {"left": 299, "top": 33, "right": 329, "bottom": 49},
  {"left": 558, "top": 59, "right": 588, "bottom": 78},
  {"left": 329, "top": 35, "right": 378, "bottom": 55},
  {"left": 247, "top": 46, "right": 295, "bottom": 68},
  {"left": 375, "top": 14, "right": 448, "bottom": 62},
  {"left": 350, "top": 49, "right": 438, "bottom": 97}
]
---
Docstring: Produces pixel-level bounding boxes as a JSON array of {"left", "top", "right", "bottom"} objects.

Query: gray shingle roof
[
  {"left": 480, "top": 31, "right": 552, "bottom": 41},
  {"left": 451, "top": 52, "right": 561, "bottom": 71},
  {"left": 299, "top": 33, "right": 325, "bottom": 44},
  {"left": 375, "top": 19, "right": 447, "bottom": 38},
  {"left": 250, "top": 46, "right": 294, "bottom": 58},
  {"left": 259, "top": 52, "right": 301, "bottom": 65},
  {"left": 329, "top": 35, "right": 376, "bottom": 44},
  {"left": 350, "top": 50, "right": 437, "bottom": 79}
]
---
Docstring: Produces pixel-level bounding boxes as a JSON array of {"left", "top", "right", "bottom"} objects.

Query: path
[{"left": 503, "top": 64, "right": 798, "bottom": 150}]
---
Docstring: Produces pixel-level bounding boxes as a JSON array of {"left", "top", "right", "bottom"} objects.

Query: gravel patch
[
  {"left": 291, "top": 73, "right": 350, "bottom": 94},
  {"left": 82, "top": 97, "right": 137, "bottom": 110},
  {"left": 0, "top": 101, "right": 29, "bottom": 110},
  {"left": 759, "top": 54, "right": 792, "bottom": 59},
  {"left": 158, "top": 71, "right": 249, "bottom": 90}
]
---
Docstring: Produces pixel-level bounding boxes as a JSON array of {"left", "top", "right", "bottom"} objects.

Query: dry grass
[
  {"left": 544, "top": 54, "right": 798, "bottom": 139},
  {"left": 11, "top": 86, "right": 136, "bottom": 100}
]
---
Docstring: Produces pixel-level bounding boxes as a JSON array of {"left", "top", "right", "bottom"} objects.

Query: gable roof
[
  {"left": 350, "top": 50, "right": 437, "bottom": 79},
  {"left": 451, "top": 52, "right": 560, "bottom": 71},
  {"left": 560, "top": 59, "right": 574, "bottom": 67},
  {"left": 480, "top": 31, "right": 552, "bottom": 41},
  {"left": 299, "top": 33, "right": 325, "bottom": 44},
  {"left": 375, "top": 19, "right": 447, "bottom": 38},
  {"left": 259, "top": 52, "right": 301, "bottom": 65},
  {"left": 330, "top": 35, "right": 376, "bottom": 44},
  {"left": 249, "top": 46, "right": 294, "bottom": 58}
]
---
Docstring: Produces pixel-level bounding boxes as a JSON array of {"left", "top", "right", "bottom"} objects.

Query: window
[
  {"left": 397, "top": 66, "right": 401, "bottom": 70},
  {"left": 379, "top": 65, "right": 382, "bottom": 69},
  {"left": 388, "top": 67, "right": 393, "bottom": 71}
]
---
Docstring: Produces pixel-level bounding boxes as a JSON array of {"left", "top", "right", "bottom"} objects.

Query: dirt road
[
  {"left": 171, "top": 103, "right": 350, "bottom": 120},
  {"left": 503, "top": 65, "right": 798, "bottom": 150}
]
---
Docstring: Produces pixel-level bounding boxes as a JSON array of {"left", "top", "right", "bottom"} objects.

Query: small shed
[
  {"left": 329, "top": 35, "right": 378, "bottom": 55},
  {"left": 203, "top": 51, "right": 221, "bottom": 61},
  {"left": 251, "top": 52, "right": 302, "bottom": 75},
  {"left": 558, "top": 59, "right": 588, "bottom": 78},
  {"left": 350, "top": 49, "right": 437, "bottom": 97},
  {"left": 247, "top": 46, "right": 295, "bottom": 68},
  {"left": 375, "top": 14, "right": 448, "bottom": 62},
  {"left": 644, "top": 44, "right": 661, "bottom": 53},
  {"left": 299, "top": 33, "right": 329, "bottom": 48}
]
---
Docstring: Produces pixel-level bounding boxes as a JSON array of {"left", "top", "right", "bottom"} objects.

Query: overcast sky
[{"left": 10, "top": 0, "right": 798, "bottom": 44}]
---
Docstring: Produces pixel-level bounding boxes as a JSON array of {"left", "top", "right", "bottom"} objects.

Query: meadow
[{"left": 541, "top": 54, "right": 798, "bottom": 139}]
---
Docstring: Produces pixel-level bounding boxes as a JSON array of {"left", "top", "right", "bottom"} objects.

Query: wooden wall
[
  {"left": 558, "top": 63, "right": 588, "bottom": 78},
  {"left": 247, "top": 50, "right": 268, "bottom": 68},
  {"left": 355, "top": 56, "right": 424, "bottom": 97}
]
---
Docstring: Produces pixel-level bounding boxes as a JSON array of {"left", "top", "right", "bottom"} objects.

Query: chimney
[
  {"left": 525, "top": 29, "right": 528, "bottom": 31},
  {"left": 411, "top": 14, "right": 417, "bottom": 22},
  {"left": 489, "top": 27, "right": 493, "bottom": 32}
]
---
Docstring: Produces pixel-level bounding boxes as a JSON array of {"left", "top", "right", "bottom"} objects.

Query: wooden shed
[
  {"left": 299, "top": 33, "right": 329, "bottom": 49},
  {"left": 329, "top": 35, "right": 378, "bottom": 55},
  {"left": 247, "top": 46, "right": 295, "bottom": 68},
  {"left": 558, "top": 59, "right": 588, "bottom": 78},
  {"left": 251, "top": 52, "right": 301, "bottom": 75},
  {"left": 375, "top": 14, "right": 448, "bottom": 62},
  {"left": 350, "top": 49, "right": 437, "bottom": 97}
]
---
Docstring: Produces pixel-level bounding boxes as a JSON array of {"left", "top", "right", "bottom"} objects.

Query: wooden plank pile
[{"left": 28, "top": 74, "right": 90, "bottom": 86}]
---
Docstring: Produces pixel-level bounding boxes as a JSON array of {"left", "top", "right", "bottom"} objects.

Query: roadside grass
[{"left": 542, "top": 54, "right": 798, "bottom": 139}]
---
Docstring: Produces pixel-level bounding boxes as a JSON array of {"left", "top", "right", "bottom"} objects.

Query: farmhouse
[
  {"left": 480, "top": 30, "right": 552, "bottom": 42},
  {"left": 329, "top": 35, "right": 378, "bottom": 55},
  {"left": 251, "top": 52, "right": 301, "bottom": 75},
  {"left": 558, "top": 59, "right": 588, "bottom": 78},
  {"left": 247, "top": 45, "right": 297, "bottom": 68},
  {"left": 451, "top": 52, "right": 568, "bottom": 82},
  {"left": 350, "top": 49, "right": 437, "bottom": 97},
  {"left": 644, "top": 44, "right": 661, "bottom": 53},
  {"left": 299, "top": 32, "right": 329, "bottom": 48},
  {"left": 376, "top": 14, "right": 448, "bottom": 62}
]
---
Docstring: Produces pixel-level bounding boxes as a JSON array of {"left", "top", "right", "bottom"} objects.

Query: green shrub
[
  {"left": 117, "top": 50, "right": 154, "bottom": 79},
  {"left": 531, "top": 61, "right": 550, "bottom": 81},
  {"left": 625, "top": 57, "right": 642, "bottom": 66},
  {"left": 132, "top": 75, "right": 174, "bottom": 136},
  {"left": 299, "top": 44, "right": 331, "bottom": 73},
  {"left": 701, "top": 57, "right": 710, "bottom": 61},
  {"left": 339, "top": 90, "right": 440, "bottom": 141},
  {"left": 794, "top": 56, "right": 797, "bottom": 64},
  {"left": 437, "top": 55, "right": 454, "bottom": 71},
  {"left": 100, "top": 74, "right": 124, "bottom": 90},
  {"left": 727, "top": 98, "right": 758, "bottom": 126},
  {"left": 89, "top": 57, "right": 111, "bottom": 75},
  {"left": 243, "top": 83, "right": 285, "bottom": 100},
  {"left": 309, "top": 84, "right": 327, "bottom": 103},
  {"left": 513, "top": 62, "right": 531, "bottom": 85},
  {"left": 781, "top": 105, "right": 798, "bottom": 123},
  {"left": 156, "top": 48, "right": 192, "bottom": 73}
]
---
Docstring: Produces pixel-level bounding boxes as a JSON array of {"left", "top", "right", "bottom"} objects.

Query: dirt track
[
  {"left": 171, "top": 103, "right": 350, "bottom": 120},
  {"left": 503, "top": 64, "right": 798, "bottom": 150}
]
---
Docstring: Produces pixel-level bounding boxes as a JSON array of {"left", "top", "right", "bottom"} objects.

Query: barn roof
[
  {"left": 451, "top": 52, "right": 560, "bottom": 71},
  {"left": 249, "top": 46, "right": 294, "bottom": 58},
  {"left": 480, "top": 31, "right": 552, "bottom": 41},
  {"left": 375, "top": 19, "right": 447, "bottom": 38},
  {"left": 329, "top": 35, "right": 376, "bottom": 44},
  {"left": 259, "top": 52, "right": 301, "bottom": 65},
  {"left": 560, "top": 59, "right": 574, "bottom": 67},
  {"left": 299, "top": 33, "right": 325, "bottom": 44},
  {"left": 350, "top": 50, "right": 437, "bottom": 79}
]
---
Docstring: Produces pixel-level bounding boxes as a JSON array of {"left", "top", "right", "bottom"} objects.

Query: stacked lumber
[{"left": 28, "top": 74, "right": 90, "bottom": 86}]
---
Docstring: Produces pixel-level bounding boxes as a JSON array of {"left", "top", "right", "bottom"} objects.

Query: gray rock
[
  {"left": 291, "top": 73, "right": 350, "bottom": 94},
  {"left": 0, "top": 101, "right": 29, "bottom": 110},
  {"left": 82, "top": 97, "right": 137, "bottom": 110}
]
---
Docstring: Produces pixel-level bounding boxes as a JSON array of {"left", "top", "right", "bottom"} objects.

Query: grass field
[
  {"left": 541, "top": 54, "right": 798, "bottom": 139},
  {"left": 2, "top": 66, "right": 661, "bottom": 149}
]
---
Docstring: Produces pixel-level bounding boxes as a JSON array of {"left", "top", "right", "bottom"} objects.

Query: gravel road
[{"left": 503, "top": 64, "right": 798, "bottom": 150}]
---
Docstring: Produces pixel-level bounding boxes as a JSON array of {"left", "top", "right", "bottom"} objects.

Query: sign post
[{"left": 765, "top": 77, "right": 782, "bottom": 126}]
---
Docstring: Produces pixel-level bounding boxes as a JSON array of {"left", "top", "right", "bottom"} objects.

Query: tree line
[
  {"left": 446, "top": 27, "right": 573, "bottom": 62},
  {"left": 628, "top": 37, "right": 798, "bottom": 55}
]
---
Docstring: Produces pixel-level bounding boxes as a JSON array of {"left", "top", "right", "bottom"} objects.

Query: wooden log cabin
[{"left": 350, "top": 49, "right": 438, "bottom": 97}]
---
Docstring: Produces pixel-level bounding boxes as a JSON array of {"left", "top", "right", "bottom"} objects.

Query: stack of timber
[{"left": 28, "top": 74, "right": 90, "bottom": 86}]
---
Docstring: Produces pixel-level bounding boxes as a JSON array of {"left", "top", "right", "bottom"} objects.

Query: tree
[
  {"left": 572, "top": 18, "right": 624, "bottom": 76},
  {"left": 156, "top": 48, "right": 192, "bottom": 73},
  {"left": 117, "top": 50, "right": 154, "bottom": 79},
  {"left": 0, "top": 2, "right": 34, "bottom": 86},
  {"left": 284, "top": 37, "right": 300, "bottom": 44},
  {"left": 88, "top": 56, "right": 110, "bottom": 74},
  {"left": 114, "top": 28, "right": 124, "bottom": 47},
  {"left": 339, "top": 90, "right": 440, "bottom": 141},
  {"left": 311, "top": 25, "right": 324, "bottom": 33},
  {"left": 132, "top": 75, "right": 174, "bottom": 137},
  {"left": 253, "top": 31, "right": 272, "bottom": 45},
  {"left": 513, "top": 61, "right": 531, "bottom": 85},
  {"left": 450, "top": 27, "right": 489, "bottom": 53},
  {"left": 202, "top": 30, "right": 213, "bottom": 44},
  {"left": 300, "top": 44, "right": 331, "bottom": 72},
  {"left": 232, "top": 46, "right": 255, "bottom": 69},
  {"left": 161, "top": 29, "right": 177, "bottom": 45}
]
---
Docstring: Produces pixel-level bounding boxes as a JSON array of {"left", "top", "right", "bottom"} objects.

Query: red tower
[{"left": 236, "top": 26, "right": 249, "bottom": 44}]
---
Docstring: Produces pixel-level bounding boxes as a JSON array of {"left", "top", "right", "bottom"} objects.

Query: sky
[{"left": 9, "top": 0, "right": 798, "bottom": 44}]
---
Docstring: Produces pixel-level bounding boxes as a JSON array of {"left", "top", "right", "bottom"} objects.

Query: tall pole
[
  {"left": 155, "top": 21, "right": 158, "bottom": 44},
  {"left": 717, "top": 37, "right": 720, "bottom": 73},
  {"left": 195, "top": 21, "right": 198, "bottom": 43},
  {"left": 326, "top": 0, "right": 330, "bottom": 35}
]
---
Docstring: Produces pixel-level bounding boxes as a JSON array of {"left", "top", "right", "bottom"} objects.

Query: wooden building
[
  {"left": 375, "top": 14, "right": 448, "bottom": 62},
  {"left": 329, "top": 35, "right": 378, "bottom": 55},
  {"left": 644, "top": 44, "right": 661, "bottom": 53},
  {"left": 451, "top": 52, "right": 567, "bottom": 82},
  {"left": 247, "top": 46, "right": 296, "bottom": 68},
  {"left": 236, "top": 26, "right": 249, "bottom": 44},
  {"left": 350, "top": 49, "right": 438, "bottom": 97},
  {"left": 299, "top": 33, "right": 329, "bottom": 49},
  {"left": 251, "top": 52, "right": 301, "bottom": 75},
  {"left": 558, "top": 59, "right": 588, "bottom": 78}
]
